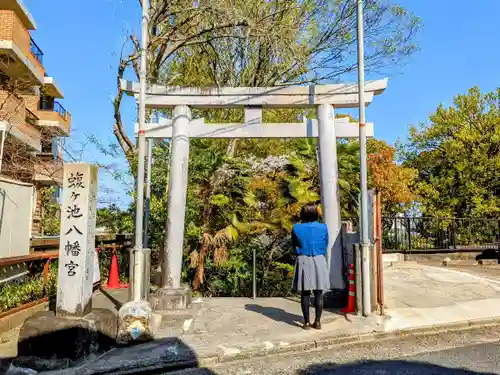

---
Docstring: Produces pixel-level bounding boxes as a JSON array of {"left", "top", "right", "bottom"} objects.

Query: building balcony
[
  {"left": 0, "top": 6, "right": 45, "bottom": 86},
  {"left": 43, "top": 76, "right": 64, "bottom": 98},
  {"left": 37, "top": 101, "right": 71, "bottom": 136},
  {"left": 12, "top": 108, "right": 42, "bottom": 151},
  {"left": 0, "top": 90, "right": 41, "bottom": 152},
  {"left": 34, "top": 153, "right": 63, "bottom": 186}
]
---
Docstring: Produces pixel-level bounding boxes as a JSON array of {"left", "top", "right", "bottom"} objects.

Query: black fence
[
  {"left": 382, "top": 217, "right": 499, "bottom": 253},
  {"left": 54, "top": 101, "right": 68, "bottom": 119},
  {"left": 29, "top": 37, "right": 43, "bottom": 64}
]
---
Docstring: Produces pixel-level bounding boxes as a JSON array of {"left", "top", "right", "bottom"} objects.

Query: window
[
  {"left": 52, "top": 138, "right": 59, "bottom": 159},
  {"left": 39, "top": 96, "right": 55, "bottom": 111},
  {"left": 53, "top": 187, "right": 61, "bottom": 203}
]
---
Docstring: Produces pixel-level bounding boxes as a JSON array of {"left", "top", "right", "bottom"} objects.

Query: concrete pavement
[
  {"left": 85, "top": 261, "right": 500, "bottom": 365},
  {"left": 383, "top": 262, "right": 500, "bottom": 331},
  {"left": 5, "top": 261, "right": 500, "bottom": 374}
]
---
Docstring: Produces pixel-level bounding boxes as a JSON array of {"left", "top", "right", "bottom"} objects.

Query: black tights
[{"left": 300, "top": 290, "right": 323, "bottom": 324}]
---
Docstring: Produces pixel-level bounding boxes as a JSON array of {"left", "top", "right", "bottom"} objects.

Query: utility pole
[
  {"left": 356, "top": 0, "right": 371, "bottom": 316},
  {"left": 132, "top": 0, "right": 149, "bottom": 302}
]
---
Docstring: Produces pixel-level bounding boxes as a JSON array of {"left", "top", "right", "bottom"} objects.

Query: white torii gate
[{"left": 122, "top": 78, "right": 387, "bottom": 309}]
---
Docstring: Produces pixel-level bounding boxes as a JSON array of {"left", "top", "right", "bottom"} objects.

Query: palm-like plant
[{"left": 189, "top": 225, "right": 238, "bottom": 290}]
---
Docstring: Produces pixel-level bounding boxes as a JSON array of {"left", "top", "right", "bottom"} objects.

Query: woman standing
[{"left": 292, "top": 204, "right": 330, "bottom": 330}]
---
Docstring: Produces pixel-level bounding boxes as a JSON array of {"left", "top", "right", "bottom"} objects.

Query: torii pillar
[{"left": 317, "top": 104, "right": 343, "bottom": 290}]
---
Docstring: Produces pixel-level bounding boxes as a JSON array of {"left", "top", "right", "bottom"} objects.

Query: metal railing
[
  {"left": 29, "top": 37, "right": 43, "bottom": 64},
  {"left": 53, "top": 101, "right": 68, "bottom": 119},
  {"left": 382, "top": 217, "right": 499, "bottom": 253},
  {"left": 38, "top": 100, "right": 68, "bottom": 120}
]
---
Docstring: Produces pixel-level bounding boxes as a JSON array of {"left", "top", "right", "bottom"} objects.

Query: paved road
[
  {"left": 169, "top": 325, "right": 500, "bottom": 375},
  {"left": 173, "top": 343, "right": 500, "bottom": 375}
]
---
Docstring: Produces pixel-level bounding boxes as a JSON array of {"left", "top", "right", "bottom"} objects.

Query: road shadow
[
  {"left": 299, "top": 360, "right": 496, "bottom": 374},
  {"left": 476, "top": 249, "right": 499, "bottom": 262},
  {"left": 245, "top": 304, "right": 303, "bottom": 327}
]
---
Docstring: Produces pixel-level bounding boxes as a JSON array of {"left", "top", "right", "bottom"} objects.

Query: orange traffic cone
[
  {"left": 341, "top": 264, "right": 356, "bottom": 313},
  {"left": 107, "top": 253, "right": 121, "bottom": 289}
]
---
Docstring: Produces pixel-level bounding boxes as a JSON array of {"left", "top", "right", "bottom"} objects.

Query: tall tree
[
  {"left": 113, "top": 0, "right": 420, "bottom": 158},
  {"left": 107, "top": 0, "right": 420, "bottom": 290},
  {"left": 404, "top": 87, "right": 500, "bottom": 218}
]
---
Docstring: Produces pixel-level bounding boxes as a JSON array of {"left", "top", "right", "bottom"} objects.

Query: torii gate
[{"left": 122, "top": 78, "right": 387, "bottom": 309}]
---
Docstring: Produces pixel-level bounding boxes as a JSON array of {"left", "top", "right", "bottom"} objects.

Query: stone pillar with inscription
[
  {"left": 16, "top": 163, "right": 120, "bottom": 365},
  {"left": 56, "top": 163, "right": 98, "bottom": 317}
]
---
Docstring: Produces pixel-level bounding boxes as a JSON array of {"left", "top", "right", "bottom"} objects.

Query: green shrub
[{"left": 0, "top": 263, "right": 57, "bottom": 313}]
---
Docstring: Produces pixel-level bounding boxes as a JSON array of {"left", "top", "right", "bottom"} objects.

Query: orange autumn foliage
[{"left": 368, "top": 139, "right": 417, "bottom": 211}]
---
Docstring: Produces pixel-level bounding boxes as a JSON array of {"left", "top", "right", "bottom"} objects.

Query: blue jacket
[{"left": 292, "top": 221, "right": 329, "bottom": 257}]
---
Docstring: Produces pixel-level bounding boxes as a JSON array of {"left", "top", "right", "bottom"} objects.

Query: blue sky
[{"left": 23, "top": 0, "right": 500, "bottom": 206}]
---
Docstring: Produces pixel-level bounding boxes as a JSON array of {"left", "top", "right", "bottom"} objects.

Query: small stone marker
[{"left": 56, "top": 163, "right": 98, "bottom": 317}]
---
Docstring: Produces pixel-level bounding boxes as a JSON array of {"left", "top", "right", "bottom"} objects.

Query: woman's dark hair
[{"left": 300, "top": 204, "right": 319, "bottom": 223}]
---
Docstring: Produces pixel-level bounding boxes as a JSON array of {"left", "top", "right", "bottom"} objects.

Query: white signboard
[{"left": 56, "top": 163, "right": 98, "bottom": 317}]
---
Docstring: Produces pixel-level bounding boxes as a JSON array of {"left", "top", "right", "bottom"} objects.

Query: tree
[
  {"left": 367, "top": 139, "right": 416, "bottom": 215},
  {"left": 105, "top": 0, "right": 420, "bottom": 294},
  {"left": 97, "top": 204, "right": 134, "bottom": 234},
  {"left": 38, "top": 187, "right": 61, "bottom": 235},
  {"left": 403, "top": 87, "right": 500, "bottom": 218},
  {"left": 112, "top": 0, "right": 420, "bottom": 158}
]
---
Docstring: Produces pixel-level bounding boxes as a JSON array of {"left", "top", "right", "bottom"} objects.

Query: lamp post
[{"left": 356, "top": 0, "right": 371, "bottom": 316}]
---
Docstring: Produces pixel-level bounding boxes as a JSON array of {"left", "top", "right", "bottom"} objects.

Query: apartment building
[{"left": 0, "top": 0, "right": 71, "bottom": 237}]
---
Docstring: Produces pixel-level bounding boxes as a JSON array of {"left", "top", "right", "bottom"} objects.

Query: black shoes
[{"left": 303, "top": 321, "right": 322, "bottom": 330}]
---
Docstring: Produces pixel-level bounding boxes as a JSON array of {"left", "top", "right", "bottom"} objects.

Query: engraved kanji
[
  {"left": 68, "top": 172, "right": 84, "bottom": 189},
  {"left": 65, "top": 260, "right": 79, "bottom": 276},
  {"left": 65, "top": 240, "right": 81, "bottom": 256},
  {"left": 66, "top": 204, "right": 83, "bottom": 219},
  {"left": 65, "top": 225, "right": 83, "bottom": 235}
]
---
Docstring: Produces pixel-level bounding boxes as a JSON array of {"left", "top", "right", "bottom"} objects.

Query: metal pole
[
  {"left": 143, "top": 139, "right": 153, "bottom": 248},
  {"left": 252, "top": 248, "right": 256, "bottom": 300},
  {"left": 133, "top": 0, "right": 149, "bottom": 302},
  {"left": 356, "top": 0, "right": 371, "bottom": 316}
]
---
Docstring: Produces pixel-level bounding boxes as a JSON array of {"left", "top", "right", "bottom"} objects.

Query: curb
[
  {"left": 35, "top": 315, "right": 500, "bottom": 374},
  {"left": 197, "top": 316, "right": 500, "bottom": 367}
]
